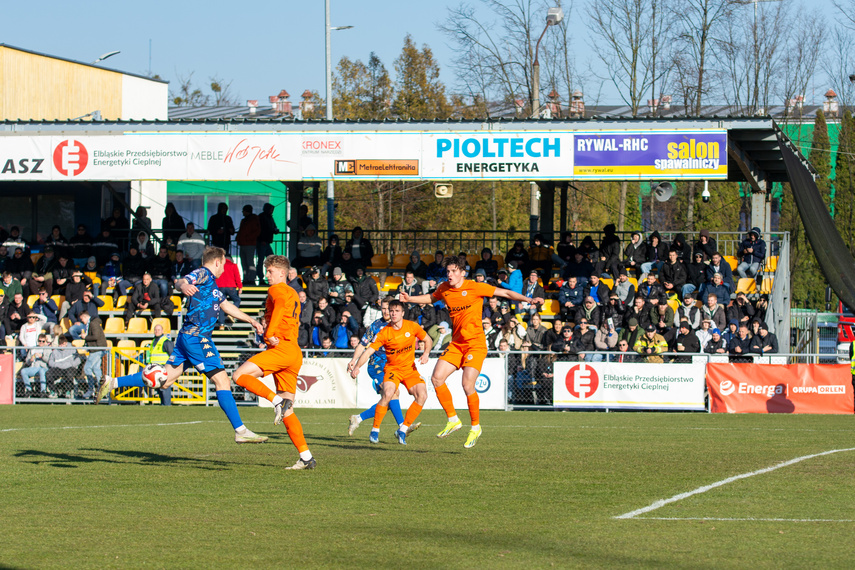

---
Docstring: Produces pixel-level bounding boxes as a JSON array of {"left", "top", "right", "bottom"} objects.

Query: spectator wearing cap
[
  {"left": 340, "top": 290, "right": 362, "bottom": 324},
  {"left": 737, "top": 227, "right": 766, "bottom": 279},
  {"left": 520, "top": 270, "right": 545, "bottom": 320},
  {"left": 584, "top": 274, "right": 610, "bottom": 306},
  {"left": 328, "top": 267, "right": 354, "bottom": 308},
  {"left": 59, "top": 270, "right": 92, "bottom": 320},
  {"left": 675, "top": 320, "right": 700, "bottom": 356},
  {"left": 704, "top": 328, "right": 727, "bottom": 354},
  {"left": 749, "top": 322, "right": 779, "bottom": 354},
  {"left": 80, "top": 256, "right": 101, "bottom": 296},
  {"left": 652, "top": 300, "right": 675, "bottom": 341},
  {"left": 701, "top": 272, "right": 730, "bottom": 308},
  {"left": 634, "top": 323, "right": 668, "bottom": 363},
  {"left": 619, "top": 317, "right": 642, "bottom": 349},
  {"left": 675, "top": 293, "right": 701, "bottom": 330},
  {"left": 722, "top": 319, "right": 740, "bottom": 345},
  {"left": 505, "top": 239, "right": 529, "bottom": 270},
  {"left": 29, "top": 247, "right": 57, "bottom": 296},
  {"left": 613, "top": 270, "right": 636, "bottom": 306},
  {"left": 20, "top": 310, "right": 48, "bottom": 347},
  {"left": 575, "top": 296, "right": 603, "bottom": 329},
  {"left": 497, "top": 261, "right": 523, "bottom": 296},
  {"left": 305, "top": 267, "right": 329, "bottom": 304},
  {"left": 68, "top": 289, "right": 105, "bottom": 339},
  {"left": 69, "top": 224, "right": 93, "bottom": 267},
  {"left": 684, "top": 251, "right": 706, "bottom": 298},
  {"left": 176, "top": 223, "right": 206, "bottom": 269},
  {"left": 92, "top": 228, "right": 119, "bottom": 267},
  {"left": 603, "top": 292, "right": 625, "bottom": 329},
  {"left": 428, "top": 320, "right": 452, "bottom": 351},
  {"left": 320, "top": 234, "right": 342, "bottom": 279},
  {"left": 235, "top": 204, "right": 261, "bottom": 285},
  {"left": 215, "top": 256, "right": 242, "bottom": 327}
]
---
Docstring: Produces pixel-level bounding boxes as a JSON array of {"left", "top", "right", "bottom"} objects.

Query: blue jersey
[
  {"left": 361, "top": 317, "right": 389, "bottom": 366},
  {"left": 180, "top": 267, "right": 224, "bottom": 338}
]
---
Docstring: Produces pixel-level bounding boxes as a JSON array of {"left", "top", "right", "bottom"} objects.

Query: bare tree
[
  {"left": 777, "top": 13, "right": 824, "bottom": 119},
  {"left": 209, "top": 76, "right": 237, "bottom": 106},
  {"left": 823, "top": 26, "right": 855, "bottom": 109},
  {"left": 170, "top": 72, "right": 209, "bottom": 107}
]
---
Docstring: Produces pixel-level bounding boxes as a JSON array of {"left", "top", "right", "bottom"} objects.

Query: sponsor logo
[
  {"left": 404, "top": 332, "right": 411, "bottom": 338},
  {"left": 1, "top": 158, "right": 45, "bottom": 175},
  {"left": 791, "top": 385, "right": 846, "bottom": 395},
  {"left": 53, "top": 140, "right": 88, "bottom": 176},
  {"left": 475, "top": 373, "right": 491, "bottom": 393},
  {"left": 296, "top": 374, "right": 321, "bottom": 392},
  {"left": 436, "top": 137, "right": 560, "bottom": 158},
  {"left": 565, "top": 363, "right": 600, "bottom": 399},
  {"left": 719, "top": 379, "right": 735, "bottom": 396},
  {"left": 302, "top": 139, "right": 343, "bottom": 155},
  {"left": 466, "top": 354, "right": 473, "bottom": 361},
  {"left": 461, "top": 291, "right": 467, "bottom": 297},
  {"left": 334, "top": 159, "right": 419, "bottom": 176},
  {"left": 720, "top": 381, "right": 787, "bottom": 398}
]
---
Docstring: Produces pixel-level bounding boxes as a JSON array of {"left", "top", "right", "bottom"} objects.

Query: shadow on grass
[
  {"left": 308, "top": 435, "right": 459, "bottom": 454},
  {"left": 14, "top": 448, "right": 236, "bottom": 470}
]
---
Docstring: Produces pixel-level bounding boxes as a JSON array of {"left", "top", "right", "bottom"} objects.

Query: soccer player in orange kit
[
  {"left": 230, "top": 255, "right": 316, "bottom": 470},
  {"left": 401, "top": 255, "right": 543, "bottom": 448},
  {"left": 349, "top": 299, "right": 432, "bottom": 445}
]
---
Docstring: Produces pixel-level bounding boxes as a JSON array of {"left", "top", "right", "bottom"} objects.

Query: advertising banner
[
  {"left": 0, "top": 354, "right": 13, "bottom": 404},
  {"left": 256, "top": 358, "right": 357, "bottom": 409},
  {"left": 706, "top": 363, "right": 854, "bottom": 414},
  {"left": 573, "top": 131, "right": 728, "bottom": 179},
  {"left": 0, "top": 129, "right": 728, "bottom": 181},
  {"left": 356, "top": 357, "right": 507, "bottom": 411},
  {"left": 553, "top": 362, "right": 706, "bottom": 410}
]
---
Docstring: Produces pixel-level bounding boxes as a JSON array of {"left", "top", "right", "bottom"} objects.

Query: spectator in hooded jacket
[
  {"left": 497, "top": 261, "right": 523, "bottom": 296},
  {"left": 693, "top": 229, "right": 717, "bottom": 261},
  {"left": 704, "top": 328, "right": 728, "bottom": 355},
  {"left": 737, "top": 227, "right": 767, "bottom": 278},
  {"left": 641, "top": 231, "right": 668, "bottom": 276},
  {"left": 505, "top": 240, "right": 529, "bottom": 269},
  {"left": 207, "top": 202, "right": 235, "bottom": 251},
  {"left": 671, "top": 233, "right": 691, "bottom": 263},
  {"left": 684, "top": 252, "right": 706, "bottom": 298},
  {"left": 556, "top": 232, "right": 576, "bottom": 264},
  {"left": 596, "top": 224, "right": 622, "bottom": 279},
  {"left": 162, "top": 202, "right": 186, "bottom": 245},
  {"left": 344, "top": 227, "right": 373, "bottom": 265},
  {"left": 623, "top": 231, "right": 646, "bottom": 278},
  {"left": 320, "top": 234, "right": 343, "bottom": 278},
  {"left": 405, "top": 250, "right": 428, "bottom": 280},
  {"left": 474, "top": 248, "right": 498, "bottom": 280}
]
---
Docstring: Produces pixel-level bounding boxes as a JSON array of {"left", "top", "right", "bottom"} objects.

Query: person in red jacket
[
  {"left": 236, "top": 204, "right": 261, "bottom": 286},
  {"left": 216, "top": 254, "right": 242, "bottom": 328}
]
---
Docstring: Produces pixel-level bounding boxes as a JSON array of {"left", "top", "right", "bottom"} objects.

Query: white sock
[
  {"left": 398, "top": 423, "right": 406, "bottom": 431},
  {"left": 299, "top": 450, "right": 313, "bottom": 461},
  {"left": 272, "top": 395, "right": 283, "bottom": 406},
  {"left": 371, "top": 428, "right": 379, "bottom": 433},
  {"left": 448, "top": 415, "right": 460, "bottom": 423},
  {"left": 471, "top": 424, "right": 482, "bottom": 431},
  {"left": 235, "top": 425, "right": 247, "bottom": 434}
]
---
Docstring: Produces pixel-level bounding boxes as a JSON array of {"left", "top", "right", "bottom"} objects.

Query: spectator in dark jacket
[
  {"left": 574, "top": 296, "right": 603, "bottom": 328},
  {"left": 351, "top": 268, "right": 379, "bottom": 310},
  {"left": 425, "top": 251, "right": 446, "bottom": 292},
  {"left": 596, "top": 224, "right": 621, "bottom": 279},
  {"left": 728, "top": 323, "right": 752, "bottom": 360},
  {"left": 693, "top": 229, "right": 717, "bottom": 261},
  {"left": 162, "top": 202, "right": 186, "bottom": 245},
  {"left": 474, "top": 248, "right": 499, "bottom": 280},
  {"left": 623, "top": 231, "right": 646, "bottom": 277},
  {"left": 147, "top": 248, "right": 173, "bottom": 299},
  {"left": 737, "top": 227, "right": 767, "bottom": 278},
  {"left": 562, "top": 251, "right": 595, "bottom": 286},
  {"left": 69, "top": 224, "right": 93, "bottom": 267},
  {"left": 641, "top": 231, "right": 668, "bottom": 276},
  {"left": 344, "top": 227, "right": 374, "bottom": 266},
  {"left": 505, "top": 240, "right": 529, "bottom": 270},
  {"left": 207, "top": 202, "right": 235, "bottom": 251},
  {"left": 675, "top": 320, "right": 701, "bottom": 356},
  {"left": 256, "top": 203, "right": 279, "bottom": 283},
  {"left": 660, "top": 250, "right": 688, "bottom": 299},
  {"left": 705, "top": 252, "right": 735, "bottom": 294},
  {"left": 671, "top": 233, "right": 691, "bottom": 263},
  {"left": 32, "top": 289, "right": 59, "bottom": 324},
  {"left": 124, "top": 273, "right": 172, "bottom": 322},
  {"left": 638, "top": 274, "right": 665, "bottom": 302},
  {"left": 684, "top": 252, "right": 706, "bottom": 298},
  {"left": 305, "top": 267, "right": 329, "bottom": 304},
  {"left": 556, "top": 232, "right": 576, "bottom": 264},
  {"left": 406, "top": 250, "right": 429, "bottom": 280},
  {"left": 749, "top": 322, "right": 779, "bottom": 355},
  {"left": 236, "top": 204, "right": 261, "bottom": 285},
  {"left": 552, "top": 326, "right": 581, "bottom": 361},
  {"left": 558, "top": 276, "right": 584, "bottom": 321},
  {"left": 320, "top": 234, "right": 343, "bottom": 278},
  {"left": 584, "top": 274, "right": 611, "bottom": 306}
]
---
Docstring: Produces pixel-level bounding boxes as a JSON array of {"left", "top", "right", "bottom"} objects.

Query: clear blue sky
[{"left": 1, "top": 0, "right": 843, "bottom": 108}]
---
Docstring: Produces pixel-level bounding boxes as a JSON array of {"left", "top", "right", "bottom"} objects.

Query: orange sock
[
  {"left": 403, "top": 402, "right": 423, "bottom": 427},
  {"left": 467, "top": 392, "right": 480, "bottom": 427},
  {"left": 435, "top": 383, "right": 456, "bottom": 418},
  {"left": 373, "top": 404, "right": 388, "bottom": 429},
  {"left": 235, "top": 374, "right": 276, "bottom": 402},
  {"left": 283, "top": 414, "right": 309, "bottom": 453}
]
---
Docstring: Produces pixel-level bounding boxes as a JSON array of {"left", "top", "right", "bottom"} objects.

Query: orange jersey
[
  {"left": 369, "top": 319, "right": 426, "bottom": 370},
  {"left": 431, "top": 280, "right": 496, "bottom": 344},
  {"left": 264, "top": 282, "right": 301, "bottom": 344}
]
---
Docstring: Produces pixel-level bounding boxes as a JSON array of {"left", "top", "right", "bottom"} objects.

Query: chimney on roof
[
  {"left": 269, "top": 90, "right": 292, "bottom": 116},
  {"left": 546, "top": 89, "right": 560, "bottom": 119},
  {"left": 824, "top": 89, "right": 839, "bottom": 117},
  {"left": 786, "top": 94, "right": 804, "bottom": 115},
  {"left": 661, "top": 95, "right": 671, "bottom": 111},
  {"left": 300, "top": 90, "right": 315, "bottom": 116},
  {"left": 247, "top": 99, "right": 258, "bottom": 115},
  {"left": 514, "top": 98, "right": 525, "bottom": 116},
  {"left": 569, "top": 91, "right": 585, "bottom": 118}
]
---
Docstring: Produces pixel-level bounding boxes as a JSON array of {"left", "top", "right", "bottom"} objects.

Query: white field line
[
  {"left": 615, "top": 447, "right": 855, "bottom": 520},
  {"left": 637, "top": 517, "right": 855, "bottom": 523},
  {"left": 0, "top": 420, "right": 217, "bottom": 433}
]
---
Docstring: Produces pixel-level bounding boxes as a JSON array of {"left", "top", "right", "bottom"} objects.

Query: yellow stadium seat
[
  {"left": 540, "top": 299, "right": 560, "bottom": 316},
  {"left": 116, "top": 296, "right": 128, "bottom": 309},
  {"left": 71, "top": 339, "right": 85, "bottom": 348},
  {"left": 541, "top": 321, "right": 553, "bottom": 329},
  {"left": 600, "top": 278, "right": 614, "bottom": 290},
  {"left": 91, "top": 276, "right": 102, "bottom": 285},
  {"left": 27, "top": 294, "right": 37, "bottom": 308},
  {"left": 466, "top": 254, "right": 480, "bottom": 270},
  {"left": 170, "top": 296, "right": 183, "bottom": 311},
  {"left": 667, "top": 298, "right": 679, "bottom": 314},
  {"left": 126, "top": 318, "right": 149, "bottom": 334},
  {"left": 60, "top": 317, "right": 72, "bottom": 333},
  {"left": 368, "top": 254, "right": 389, "bottom": 270},
  {"left": 628, "top": 277, "right": 638, "bottom": 289},
  {"left": 760, "top": 277, "right": 774, "bottom": 294},
  {"left": 764, "top": 256, "right": 779, "bottom": 272},
  {"left": 370, "top": 275, "right": 381, "bottom": 286},
  {"left": 736, "top": 277, "right": 757, "bottom": 294},
  {"left": 51, "top": 295, "right": 63, "bottom": 308},
  {"left": 493, "top": 254, "right": 505, "bottom": 268},
  {"left": 97, "top": 295, "right": 114, "bottom": 311},
  {"left": 390, "top": 254, "right": 410, "bottom": 270},
  {"left": 30, "top": 252, "right": 43, "bottom": 265},
  {"left": 150, "top": 317, "right": 171, "bottom": 334},
  {"left": 104, "top": 317, "right": 125, "bottom": 334},
  {"left": 381, "top": 275, "right": 402, "bottom": 292},
  {"left": 723, "top": 256, "right": 738, "bottom": 271}
]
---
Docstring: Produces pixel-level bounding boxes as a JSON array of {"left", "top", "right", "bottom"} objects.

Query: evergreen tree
[
  {"left": 366, "top": 53, "right": 393, "bottom": 120},
  {"left": 392, "top": 35, "right": 451, "bottom": 120},
  {"left": 835, "top": 111, "right": 855, "bottom": 247},
  {"left": 809, "top": 110, "right": 832, "bottom": 213}
]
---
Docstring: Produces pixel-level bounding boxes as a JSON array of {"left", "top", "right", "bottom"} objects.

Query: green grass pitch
[{"left": 2, "top": 405, "right": 855, "bottom": 568}]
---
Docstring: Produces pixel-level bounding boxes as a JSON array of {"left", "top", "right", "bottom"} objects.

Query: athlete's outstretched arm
[
  {"left": 494, "top": 287, "right": 544, "bottom": 306},
  {"left": 399, "top": 291, "right": 433, "bottom": 305},
  {"left": 350, "top": 347, "right": 376, "bottom": 379},
  {"left": 176, "top": 278, "right": 197, "bottom": 297},
  {"left": 418, "top": 334, "right": 433, "bottom": 365},
  {"left": 220, "top": 300, "right": 264, "bottom": 335}
]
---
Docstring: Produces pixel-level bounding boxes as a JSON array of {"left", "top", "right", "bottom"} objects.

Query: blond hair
[{"left": 264, "top": 255, "right": 291, "bottom": 271}]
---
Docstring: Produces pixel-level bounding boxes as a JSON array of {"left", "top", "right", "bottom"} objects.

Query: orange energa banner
[{"left": 706, "top": 363, "right": 853, "bottom": 414}]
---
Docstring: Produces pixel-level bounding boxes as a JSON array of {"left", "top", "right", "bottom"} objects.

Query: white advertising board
[
  {"left": 356, "top": 357, "right": 507, "bottom": 411},
  {"left": 553, "top": 362, "right": 706, "bottom": 410},
  {"left": 256, "top": 357, "right": 357, "bottom": 409}
]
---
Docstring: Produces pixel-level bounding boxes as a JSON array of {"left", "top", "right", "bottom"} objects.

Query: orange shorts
[
  {"left": 384, "top": 365, "right": 425, "bottom": 391},
  {"left": 439, "top": 341, "right": 487, "bottom": 371},
  {"left": 247, "top": 344, "right": 303, "bottom": 394}
]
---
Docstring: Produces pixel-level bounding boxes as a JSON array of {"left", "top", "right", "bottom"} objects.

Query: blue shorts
[
  {"left": 167, "top": 333, "right": 224, "bottom": 373},
  {"left": 368, "top": 358, "right": 386, "bottom": 394}
]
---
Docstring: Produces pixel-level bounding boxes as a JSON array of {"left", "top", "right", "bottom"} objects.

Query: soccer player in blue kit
[
  {"left": 346, "top": 296, "right": 420, "bottom": 440},
  {"left": 96, "top": 247, "right": 269, "bottom": 444}
]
